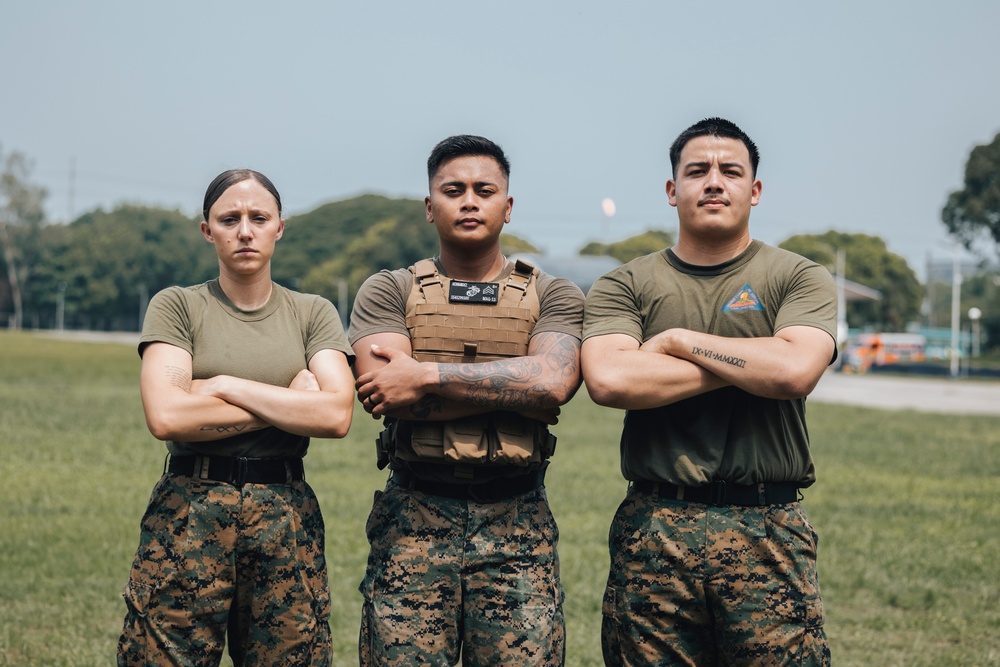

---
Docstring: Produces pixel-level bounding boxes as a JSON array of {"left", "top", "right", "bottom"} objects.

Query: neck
[
  {"left": 672, "top": 232, "right": 752, "bottom": 266},
  {"left": 217, "top": 267, "right": 273, "bottom": 311},
  {"left": 437, "top": 243, "right": 506, "bottom": 281}
]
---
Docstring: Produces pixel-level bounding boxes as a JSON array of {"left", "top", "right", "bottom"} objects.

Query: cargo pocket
[
  {"left": 117, "top": 579, "right": 154, "bottom": 666},
  {"left": 442, "top": 416, "right": 490, "bottom": 463},
  {"left": 796, "top": 596, "right": 830, "bottom": 666},
  {"left": 307, "top": 582, "right": 333, "bottom": 663},
  {"left": 121, "top": 578, "right": 152, "bottom": 618},
  {"left": 802, "top": 595, "right": 824, "bottom": 629},
  {"left": 490, "top": 412, "right": 535, "bottom": 466},
  {"left": 358, "top": 594, "right": 377, "bottom": 667},
  {"left": 601, "top": 586, "right": 625, "bottom": 663}
]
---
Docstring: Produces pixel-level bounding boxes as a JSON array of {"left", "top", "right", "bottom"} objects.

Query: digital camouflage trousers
[
  {"left": 359, "top": 481, "right": 565, "bottom": 667},
  {"left": 602, "top": 489, "right": 830, "bottom": 667},
  {"left": 117, "top": 474, "right": 331, "bottom": 667}
]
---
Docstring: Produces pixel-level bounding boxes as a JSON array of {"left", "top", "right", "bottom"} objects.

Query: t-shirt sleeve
[
  {"left": 348, "top": 269, "right": 410, "bottom": 345},
  {"left": 304, "top": 296, "right": 355, "bottom": 366},
  {"left": 533, "top": 273, "right": 585, "bottom": 340},
  {"left": 582, "top": 266, "right": 644, "bottom": 343},
  {"left": 773, "top": 262, "right": 838, "bottom": 342},
  {"left": 138, "top": 286, "right": 194, "bottom": 357}
]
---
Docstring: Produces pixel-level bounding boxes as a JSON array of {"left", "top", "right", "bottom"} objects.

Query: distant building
[{"left": 510, "top": 253, "right": 621, "bottom": 294}]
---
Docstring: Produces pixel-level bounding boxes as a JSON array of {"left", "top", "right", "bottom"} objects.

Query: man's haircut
[
  {"left": 669, "top": 117, "right": 760, "bottom": 178},
  {"left": 427, "top": 135, "right": 510, "bottom": 183}
]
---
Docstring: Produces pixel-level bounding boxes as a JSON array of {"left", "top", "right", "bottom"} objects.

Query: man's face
[
  {"left": 425, "top": 155, "right": 512, "bottom": 251},
  {"left": 666, "top": 135, "right": 761, "bottom": 241}
]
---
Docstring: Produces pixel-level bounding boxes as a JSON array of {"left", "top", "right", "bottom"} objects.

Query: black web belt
[
  {"left": 390, "top": 467, "right": 544, "bottom": 503},
  {"left": 630, "top": 479, "right": 800, "bottom": 507},
  {"left": 167, "top": 455, "right": 305, "bottom": 487}
]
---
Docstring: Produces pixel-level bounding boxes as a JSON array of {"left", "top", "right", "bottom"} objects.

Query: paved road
[
  {"left": 809, "top": 371, "right": 1000, "bottom": 415},
  {"left": 38, "top": 330, "right": 141, "bottom": 345}
]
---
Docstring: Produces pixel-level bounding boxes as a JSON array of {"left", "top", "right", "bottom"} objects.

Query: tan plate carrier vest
[{"left": 379, "top": 258, "right": 555, "bottom": 476}]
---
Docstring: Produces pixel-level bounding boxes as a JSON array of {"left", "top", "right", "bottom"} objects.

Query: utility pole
[
  {"left": 56, "top": 281, "right": 67, "bottom": 330},
  {"left": 949, "top": 251, "right": 961, "bottom": 378},
  {"left": 68, "top": 157, "right": 76, "bottom": 222}
]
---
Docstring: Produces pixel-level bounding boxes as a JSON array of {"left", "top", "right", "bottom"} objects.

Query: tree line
[{"left": 2, "top": 139, "right": 998, "bottom": 351}]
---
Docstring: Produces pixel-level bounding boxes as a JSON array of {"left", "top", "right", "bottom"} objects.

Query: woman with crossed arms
[{"left": 118, "top": 169, "right": 355, "bottom": 666}]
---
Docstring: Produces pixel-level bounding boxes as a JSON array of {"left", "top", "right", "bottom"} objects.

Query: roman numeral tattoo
[{"left": 692, "top": 346, "right": 747, "bottom": 369}]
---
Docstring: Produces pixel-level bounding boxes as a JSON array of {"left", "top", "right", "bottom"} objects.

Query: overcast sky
[{"left": 3, "top": 1, "right": 999, "bottom": 278}]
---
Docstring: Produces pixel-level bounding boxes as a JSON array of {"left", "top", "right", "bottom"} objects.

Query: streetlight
[
  {"left": 812, "top": 242, "right": 848, "bottom": 346},
  {"left": 968, "top": 307, "right": 982, "bottom": 359},
  {"left": 833, "top": 247, "right": 847, "bottom": 346},
  {"left": 950, "top": 251, "right": 962, "bottom": 378}
]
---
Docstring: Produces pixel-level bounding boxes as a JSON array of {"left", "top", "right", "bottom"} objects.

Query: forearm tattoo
[
  {"left": 165, "top": 365, "right": 261, "bottom": 434},
  {"left": 692, "top": 345, "right": 747, "bottom": 369},
  {"left": 407, "top": 394, "right": 444, "bottom": 419},
  {"left": 165, "top": 365, "right": 190, "bottom": 388},
  {"left": 199, "top": 424, "right": 262, "bottom": 434},
  {"left": 437, "top": 333, "right": 581, "bottom": 409}
]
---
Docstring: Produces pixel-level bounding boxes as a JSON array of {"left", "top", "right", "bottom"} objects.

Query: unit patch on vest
[
  {"left": 449, "top": 281, "right": 499, "bottom": 304},
  {"left": 722, "top": 283, "right": 764, "bottom": 312}
]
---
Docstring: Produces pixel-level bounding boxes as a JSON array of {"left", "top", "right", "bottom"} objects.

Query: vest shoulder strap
[
  {"left": 497, "top": 259, "right": 536, "bottom": 307},
  {"left": 411, "top": 259, "right": 446, "bottom": 303}
]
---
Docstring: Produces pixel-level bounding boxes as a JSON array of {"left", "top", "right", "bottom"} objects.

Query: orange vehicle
[{"left": 844, "top": 333, "right": 926, "bottom": 373}]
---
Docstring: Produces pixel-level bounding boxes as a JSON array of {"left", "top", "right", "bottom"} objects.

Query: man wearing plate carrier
[{"left": 349, "top": 134, "right": 584, "bottom": 667}]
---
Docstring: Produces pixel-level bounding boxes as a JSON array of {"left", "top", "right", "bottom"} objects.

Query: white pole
[
  {"left": 969, "top": 307, "right": 982, "bottom": 358},
  {"left": 949, "top": 252, "right": 961, "bottom": 378},
  {"left": 56, "top": 281, "right": 66, "bottom": 331},
  {"left": 836, "top": 248, "right": 847, "bottom": 346}
]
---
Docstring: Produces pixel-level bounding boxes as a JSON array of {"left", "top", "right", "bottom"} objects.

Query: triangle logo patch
[{"left": 722, "top": 284, "right": 764, "bottom": 312}]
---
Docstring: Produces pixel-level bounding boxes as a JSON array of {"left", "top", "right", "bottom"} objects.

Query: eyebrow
[
  {"left": 214, "top": 206, "right": 272, "bottom": 216},
  {"left": 683, "top": 161, "right": 746, "bottom": 172},
  {"left": 439, "top": 180, "right": 500, "bottom": 189}
]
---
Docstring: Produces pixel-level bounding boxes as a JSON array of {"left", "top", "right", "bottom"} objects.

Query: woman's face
[{"left": 200, "top": 178, "right": 284, "bottom": 277}]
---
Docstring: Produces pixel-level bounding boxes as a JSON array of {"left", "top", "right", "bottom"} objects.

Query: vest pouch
[
  {"left": 489, "top": 412, "right": 538, "bottom": 466},
  {"left": 442, "top": 416, "right": 490, "bottom": 463},
  {"left": 405, "top": 421, "right": 447, "bottom": 460}
]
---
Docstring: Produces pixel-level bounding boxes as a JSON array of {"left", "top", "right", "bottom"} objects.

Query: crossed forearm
[
  {"left": 649, "top": 327, "right": 828, "bottom": 399},
  {"left": 357, "top": 332, "right": 581, "bottom": 418},
  {"left": 435, "top": 333, "right": 580, "bottom": 410}
]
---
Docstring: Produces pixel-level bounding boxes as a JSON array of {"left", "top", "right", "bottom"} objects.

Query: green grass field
[{"left": 1, "top": 331, "right": 998, "bottom": 666}]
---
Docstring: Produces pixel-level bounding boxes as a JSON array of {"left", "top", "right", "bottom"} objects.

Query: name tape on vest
[{"left": 449, "top": 281, "right": 499, "bottom": 304}]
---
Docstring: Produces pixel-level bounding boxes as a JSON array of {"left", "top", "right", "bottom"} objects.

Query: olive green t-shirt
[
  {"left": 139, "top": 279, "right": 354, "bottom": 458},
  {"left": 583, "top": 240, "right": 837, "bottom": 486}
]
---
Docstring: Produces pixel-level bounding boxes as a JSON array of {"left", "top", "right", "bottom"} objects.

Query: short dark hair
[
  {"left": 202, "top": 169, "right": 282, "bottom": 220},
  {"left": 669, "top": 117, "right": 760, "bottom": 178},
  {"left": 427, "top": 135, "right": 510, "bottom": 183}
]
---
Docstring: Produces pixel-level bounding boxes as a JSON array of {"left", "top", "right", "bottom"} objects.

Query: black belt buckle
[
  {"left": 710, "top": 480, "right": 727, "bottom": 506},
  {"left": 231, "top": 457, "right": 249, "bottom": 487}
]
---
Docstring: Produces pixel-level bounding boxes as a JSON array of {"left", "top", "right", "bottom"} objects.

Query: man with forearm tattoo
[
  {"left": 349, "top": 135, "right": 583, "bottom": 667},
  {"left": 583, "top": 118, "right": 837, "bottom": 666}
]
